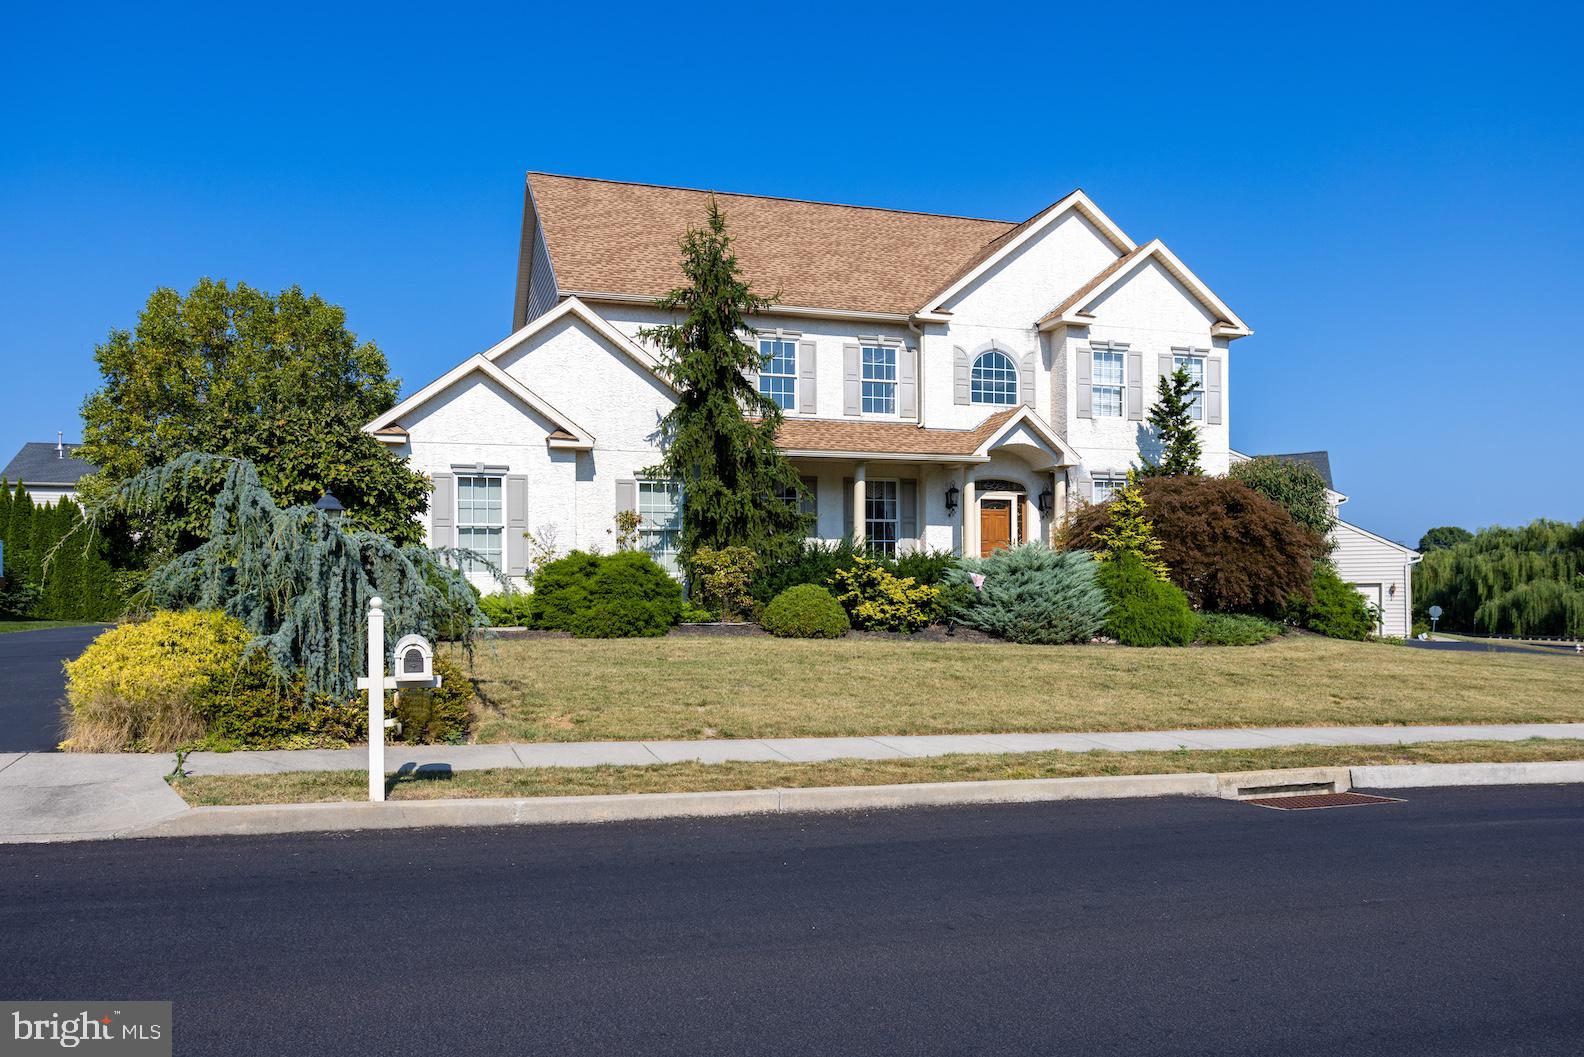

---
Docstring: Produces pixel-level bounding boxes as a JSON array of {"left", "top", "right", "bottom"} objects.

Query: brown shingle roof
[
  {"left": 527, "top": 173, "right": 1020, "bottom": 316},
  {"left": 774, "top": 408, "right": 1020, "bottom": 457}
]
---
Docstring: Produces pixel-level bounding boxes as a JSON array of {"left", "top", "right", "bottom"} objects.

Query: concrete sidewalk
[
  {"left": 180, "top": 722, "right": 1584, "bottom": 776},
  {"left": 5, "top": 722, "right": 1584, "bottom": 842}
]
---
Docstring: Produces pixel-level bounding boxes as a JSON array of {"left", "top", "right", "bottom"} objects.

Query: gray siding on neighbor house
[{"left": 1330, "top": 519, "right": 1416, "bottom": 637}]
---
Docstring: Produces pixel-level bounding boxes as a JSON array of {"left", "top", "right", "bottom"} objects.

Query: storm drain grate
[{"left": 1245, "top": 792, "right": 1404, "bottom": 811}]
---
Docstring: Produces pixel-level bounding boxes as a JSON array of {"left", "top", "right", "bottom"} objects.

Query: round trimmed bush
[
  {"left": 63, "top": 610, "right": 250, "bottom": 751},
  {"left": 568, "top": 550, "right": 683, "bottom": 638},
  {"left": 761, "top": 584, "right": 850, "bottom": 638},
  {"left": 529, "top": 551, "right": 602, "bottom": 631},
  {"left": 1096, "top": 553, "right": 1197, "bottom": 647}
]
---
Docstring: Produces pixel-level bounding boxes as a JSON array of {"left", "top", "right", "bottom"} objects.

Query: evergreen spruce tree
[
  {"left": 1139, "top": 367, "right": 1203, "bottom": 477},
  {"left": 640, "top": 200, "right": 809, "bottom": 561},
  {"left": 1090, "top": 471, "right": 1170, "bottom": 581}
]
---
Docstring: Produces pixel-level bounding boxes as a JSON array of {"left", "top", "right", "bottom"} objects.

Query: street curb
[
  {"left": 1350, "top": 761, "right": 1584, "bottom": 789},
  {"left": 127, "top": 773, "right": 1219, "bottom": 839}
]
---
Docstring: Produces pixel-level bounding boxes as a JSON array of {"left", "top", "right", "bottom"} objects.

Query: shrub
[
  {"left": 751, "top": 538, "right": 864, "bottom": 607},
  {"left": 1288, "top": 564, "right": 1376, "bottom": 641},
  {"left": 1411, "top": 618, "right": 1430, "bottom": 638},
  {"left": 1065, "top": 475, "right": 1322, "bottom": 613},
  {"left": 892, "top": 548, "right": 959, "bottom": 587},
  {"left": 829, "top": 554, "right": 941, "bottom": 632},
  {"left": 529, "top": 551, "right": 602, "bottom": 631},
  {"left": 393, "top": 653, "right": 474, "bottom": 744},
  {"left": 678, "top": 599, "right": 717, "bottom": 623},
  {"left": 1228, "top": 457, "right": 1336, "bottom": 537},
  {"left": 199, "top": 653, "right": 364, "bottom": 750},
  {"left": 761, "top": 584, "right": 851, "bottom": 638},
  {"left": 1090, "top": 472, "right": 1168, "bottom": 580},
  {"left": 477, "top": 591, "right": 534, "bottom": 628},
  {"left": 1195, "top": 612, "right": 1282, "bottom": 646},
  {"left": 688, "top": 546, "right": 760, "bottom": 621},
  {"left": 63, "top": 610, "right": 250, "bottom": 752},
  {"left": 946, "top": 543, "right": 1107, "bottom": 644},
  {"left": 568, "top": 550, "right": 683, "bottom": 638},
  {"left": 1096, "top": 553, "right": 1197, "bottom": 647}
]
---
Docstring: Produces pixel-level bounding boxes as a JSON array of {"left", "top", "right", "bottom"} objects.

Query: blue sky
[{"left": 3, "top": 1, "right": 1579, "bottom": 544}]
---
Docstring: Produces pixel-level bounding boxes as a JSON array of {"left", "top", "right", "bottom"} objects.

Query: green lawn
[
  {"left": 170, "top": 738, "right": 1584, "bottom": 805},
  {"left": 454, "top": 633, "right": 1583, "bottom": 744},
  {"left": 0, "top": 620, "right": 100, "bottom": 634}
]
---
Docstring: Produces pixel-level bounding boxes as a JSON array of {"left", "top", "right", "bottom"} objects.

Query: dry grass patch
[
  {"left": 170, "top": 739, "right": 1584, "bottom": 806},
  {"left": 454, "top": 634, "right": 1583, "bottom": 743}
]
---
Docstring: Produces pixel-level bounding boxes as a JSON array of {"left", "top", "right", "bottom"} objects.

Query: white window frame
[
  {"left": 865, "top": 478, "right": 899, "bottom": 557},
  {"left": 860, "top": 344, "right": 897, "bottom": 416},
  {"left": 1173, "top": 350, "right": 1207, "bottom": 422},
  {"left": 1092, "top": 346, "right": 1125, "bottom": 418},
  {"left": 455, "top": 474, "right": 504, "bottom": 573},
  {"left": 1091, "top": 475, "right": 1125, "bottom": 504},
  {"left": 758, "top": 337, "right": 797, "bottom": 412},
  {"left": 970, "top": 349, "right": 1019, "bottom": 405},
  {"left": 637, "top": 479, "right": 683, "bottom": 577}
]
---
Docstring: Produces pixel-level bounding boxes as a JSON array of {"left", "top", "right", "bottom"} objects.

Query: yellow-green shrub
[
  {"left": 63, "top": 610, "right": 250, "bottom": 752},
  {"left": 393, "top": 653, "right": 475, "bottom": 744},
  {"left": 829, "top": 555, "right": 941, "bottom": 633}
]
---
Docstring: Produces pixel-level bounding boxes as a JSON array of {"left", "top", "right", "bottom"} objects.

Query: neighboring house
[
  {"left": 1231, "top": 449, "right": 1421, "bottom": 637},
  {"left": 1, "top": 435, "right": 97, "bottom": 506},
  {"left": 366, "top": 173, "right": 1253, "bottom": 588}
]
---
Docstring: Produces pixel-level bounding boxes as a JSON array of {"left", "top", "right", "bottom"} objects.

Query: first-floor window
[
  {"left": 638, "top": 479, "right": 683, "bottom": 576},
  {"left": 861, "top": 345, "right": 897, "bottom": 414},
  {"left": 759, "top": 338, "right": 796, "bottom": 411},
  {"left": 1173, "top": 352, "right": 1206, "bottom": 421},
  {"left": 865, "top": 480, "right": 899, "bottom": 557},
  {"left": 456, "top": 474, "right": 503, "bottom": 572},
  {"left": 1092, "top": 347, "right": 1124, "bottom": 418},
  {"left": 1091, "top": 475, "right": 1124, "bottom": 504},
  {"left": 775, "top": 478, "right": 818, "bottom": 535}
]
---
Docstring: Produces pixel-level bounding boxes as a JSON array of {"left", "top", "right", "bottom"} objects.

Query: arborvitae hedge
[{"left": 0, "top": 479, "right": 123, "bottom": 621}]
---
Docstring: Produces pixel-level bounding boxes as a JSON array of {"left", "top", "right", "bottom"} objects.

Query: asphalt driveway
[{"left": 0, "top": 624, "right": 104, "bottom": 751}]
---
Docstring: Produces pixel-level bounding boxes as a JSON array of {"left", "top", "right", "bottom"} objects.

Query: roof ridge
[{"left": 526, "top": 171, "right": 1019, "bottom": 226}]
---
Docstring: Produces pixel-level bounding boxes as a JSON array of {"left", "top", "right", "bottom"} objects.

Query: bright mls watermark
[{"left": 1, "top": 1003, "right": 170, "bottom": 1056}]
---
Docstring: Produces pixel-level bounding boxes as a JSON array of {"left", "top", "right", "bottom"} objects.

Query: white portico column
[
  {"left": 1051, "top": 471, "right": 1067, "bottom": 544},
  {"left": 962, "top": 474, "right": 976, "bottom": 558},
  {"left": 852, "top": 462, "right": 867, "bottom": 546}
]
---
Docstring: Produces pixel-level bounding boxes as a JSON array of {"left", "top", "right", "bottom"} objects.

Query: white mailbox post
[{"left": 355, "top": 597, "right": 441, "bottom": 803}]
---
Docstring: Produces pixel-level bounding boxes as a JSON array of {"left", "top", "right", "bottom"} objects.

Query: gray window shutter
[
  {"left": 954, "top": 347, "right": 971, "bottom": 405},
  {"left": 1019, "top": 351, "right": 1035, "bottom": 407},
  {"left": 1127, "top": 350, "right": 1144, "bottom": 421},
  {"left": 1076, "top": 348, "right": 1093, "bottom": 419},
  {"left": 1079, "top": 474, "right": 1094, "bottom": 502},
  {"left": 899, "top": 347, "right": 918, "bottom": 418},
  {"left": 843, "top": 344, "right": 861, "bottom": 416},
  {"left": 505, "top": 474, "right": 529, "bottom": 576},
  {"left": 615, "top": 478, "right": 637, "bottom": 516},
  {"left": 900, "top": 479, "right": 918, "bottom": 542},
  {"left": 842, "top": 477, "right": 854, "bottom": 539},
  {"left": 430, "top": 472, "right": 455, "bottom": 547},
  {"left": 1158, "top": 353, "right": 1173, "bottom": 389},
  {"left": 799, "top": 475, "right": 819, "bottom": 526},
  {"left": 797, "top": 340, "right": 816, "bottom": 414},
  {"left": 1206, "top": 356, "right": 1223, "bottom": 424}
]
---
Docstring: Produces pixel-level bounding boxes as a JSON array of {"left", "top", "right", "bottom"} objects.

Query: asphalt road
[
  {"left": 4, "top": 786, "right": 1582, "bottom": 1055},
  {"left": 1405, "top": 637, "right": 1579, "bottom": 656},
  {"left": 0, "top": 624, "right": 103, "bottom": 751}
]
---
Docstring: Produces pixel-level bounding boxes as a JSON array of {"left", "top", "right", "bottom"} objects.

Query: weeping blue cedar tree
[
  {"left": 640, "top": 200, "right": 810, "bottom": 563},
  {"left": 86, "top": 453, "right": 485, "bottom": 698}
]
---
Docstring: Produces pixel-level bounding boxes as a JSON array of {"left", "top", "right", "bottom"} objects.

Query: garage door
[{"left": 1354, "top": 583, "right": 1384, "bottom": 635}]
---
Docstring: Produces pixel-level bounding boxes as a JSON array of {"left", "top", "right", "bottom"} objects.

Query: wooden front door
[{"left": 980, "top": 499, "right": 1013, "bottom": 557}]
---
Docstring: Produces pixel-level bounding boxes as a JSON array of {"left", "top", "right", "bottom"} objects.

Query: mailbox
[{"left": 392, "top": 634, "right": 436, "bottom": 685}]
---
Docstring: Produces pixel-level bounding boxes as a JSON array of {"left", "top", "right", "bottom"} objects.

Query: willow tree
[
  {"left": 640, "top": 200, "right": 809, "bottom": 562},
  {"left": 1413, "top": 519, "right": 1584, "bottom": 636},
  {"left": 90, "top": 453, "right": 484, "bottom": 697}
]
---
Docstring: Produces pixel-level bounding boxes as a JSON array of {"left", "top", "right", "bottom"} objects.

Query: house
[
  {"left": 365, "top": 173, "right": 1252, "bottom": 585},
  {"left": 1, "top": 434, "right": 97, "bottom": 505},
  {"left": 1231, "top": 449, "right": 1421, "bottom": 637}
]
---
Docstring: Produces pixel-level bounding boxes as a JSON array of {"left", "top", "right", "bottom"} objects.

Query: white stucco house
[
  {"left": 1230, "top": 450, "right": 1421, "bottom": 637},
  {"left": 365, "top": 173, "right": 1255, "bottom": 586}
]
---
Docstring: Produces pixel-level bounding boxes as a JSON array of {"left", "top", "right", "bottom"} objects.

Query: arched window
[{"left": 971, "top": 350, "right": 1018, "bottom": 404}]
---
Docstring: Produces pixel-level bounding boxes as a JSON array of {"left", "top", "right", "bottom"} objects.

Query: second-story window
[
  {"left": 759, "top": 338, "right": 796, "bottom": 411},
  {"left": 971, "top": 350, "right": 1018, "bottom": 405},
  {"left": 1092, "top": 348, "right": 1124, "bottom": 417},
  {"left": 1173, "top": 352, "right": 1206, "bottom": 421},
  {"left": 861, "top": 345, "right": 896, "bottom": 414}
]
